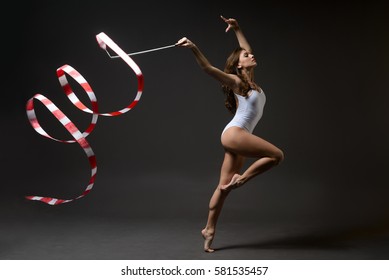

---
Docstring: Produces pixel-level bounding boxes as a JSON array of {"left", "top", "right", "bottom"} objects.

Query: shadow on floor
[{"left": 216, "top": 221, "right": 389, "bottom": 252}]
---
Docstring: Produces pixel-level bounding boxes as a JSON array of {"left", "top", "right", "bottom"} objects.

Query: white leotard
[{"left": 222, "top": 89, "right": 266, "bottom": 135}]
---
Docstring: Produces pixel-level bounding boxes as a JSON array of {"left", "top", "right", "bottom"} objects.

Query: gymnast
[{"left": 176, "top": 15, "right": 284, "bottom": 252}]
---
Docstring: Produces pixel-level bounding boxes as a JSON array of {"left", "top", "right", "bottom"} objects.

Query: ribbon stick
[
  {"left": 26, "top": 32, "right": 144, "bottom": 205},
  {"left": 105, "top": 44, "right": 176, "bottom": 59}
]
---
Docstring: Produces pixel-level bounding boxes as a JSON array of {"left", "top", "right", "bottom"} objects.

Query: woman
[{"left": 176, "top": 16, "right": 284, "bottom": 252}]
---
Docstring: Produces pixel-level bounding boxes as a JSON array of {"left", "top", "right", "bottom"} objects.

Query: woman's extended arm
[
  {"left": 176, "top": 37, "right": 240, "bottom": 90},
  {"left": 221, "top": 15, "right": 252, "bottom": 53}
]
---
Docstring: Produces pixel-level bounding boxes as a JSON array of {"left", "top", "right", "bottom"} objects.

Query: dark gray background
[{"left": 1, "top": 0, "right": 389, "bottom": 259}]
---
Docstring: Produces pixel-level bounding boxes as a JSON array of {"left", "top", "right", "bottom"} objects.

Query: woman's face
[{"left": 238, "top": 50, "right": 257, "bottom": 70}]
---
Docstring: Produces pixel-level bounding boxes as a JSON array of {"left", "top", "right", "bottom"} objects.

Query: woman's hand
[
  {"left": 175, "top": 37, "right": 195, "bottom": 48},
  {"left": 220, "top": 15, "right": 239, "bottom": 32}
]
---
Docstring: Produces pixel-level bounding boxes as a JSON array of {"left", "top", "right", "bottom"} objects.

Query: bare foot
[
  {"left": 201, "top": 229, "right": 215, "bottom": 253},
  {"left": 219, "top": 174, "right": 242, "bottom": 192}
]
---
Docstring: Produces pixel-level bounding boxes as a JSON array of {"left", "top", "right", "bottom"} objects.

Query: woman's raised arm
[
  {"left": 176, "top": 37, "right": 240, "bottom": 91},
  {"left": 221, "top": 15, "right": 252, "bottom": 53}
]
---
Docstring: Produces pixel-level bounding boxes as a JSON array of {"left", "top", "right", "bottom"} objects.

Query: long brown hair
[{"left": 221, "top": 47, "right": 251, "bottom": 114}]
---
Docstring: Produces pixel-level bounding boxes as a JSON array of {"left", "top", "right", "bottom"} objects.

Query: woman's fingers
[
  {"left": 176, "top": 37, "right": 193, "bottom": 48},
  {"left": 221, "top": 15, "right": 234, "bottom": 32},
  {"left": 175, "top": 37, "right": 187, "bottom": 46}
]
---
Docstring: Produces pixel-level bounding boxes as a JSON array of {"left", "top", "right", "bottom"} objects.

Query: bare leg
[
  {"left": 202, "top": 127, "right": 283, "bottom": 251},
  {"left": 202, "top": 151, "right": 244, "bottom": 252},
  {"left": 220, "top": 127, "right": 284, "bottom": 191}
]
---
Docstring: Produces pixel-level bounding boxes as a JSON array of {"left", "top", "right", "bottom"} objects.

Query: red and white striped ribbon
[{"left": 25, "top": 32, "right": 144, "bottom": 205}]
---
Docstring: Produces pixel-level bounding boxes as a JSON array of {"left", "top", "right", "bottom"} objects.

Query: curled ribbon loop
[{"left": 26, "top": 32, "right": 144, "bottom": 205}]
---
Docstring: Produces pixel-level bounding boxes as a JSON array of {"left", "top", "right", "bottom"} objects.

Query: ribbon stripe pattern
[{"left": 26, "top": 32, "right": 144, "bottom": 205}]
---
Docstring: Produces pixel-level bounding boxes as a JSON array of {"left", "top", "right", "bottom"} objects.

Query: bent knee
[{"left": 272, "top": 149, "right": 284, "bottom": 165}]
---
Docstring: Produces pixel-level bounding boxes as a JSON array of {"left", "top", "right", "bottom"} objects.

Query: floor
[{"left": 2, "top": 199, "right": 389, "bottom": 260}]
